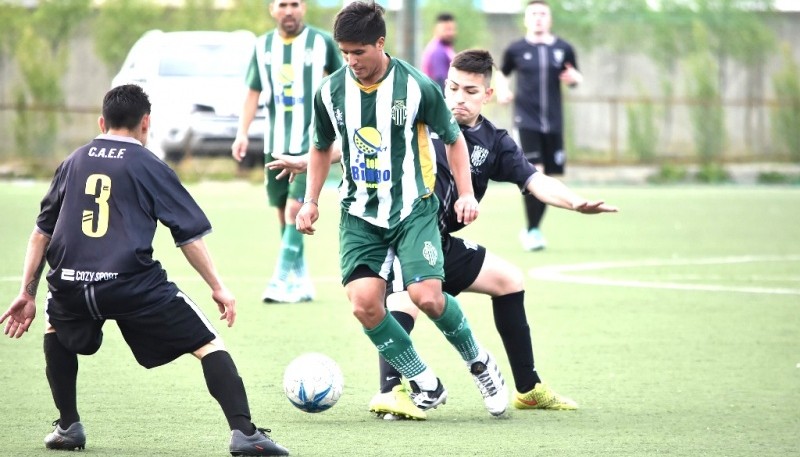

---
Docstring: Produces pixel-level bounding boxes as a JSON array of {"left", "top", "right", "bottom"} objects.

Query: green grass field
[{"left": 1, "top": 180, "right": 798, "bottom": 456}]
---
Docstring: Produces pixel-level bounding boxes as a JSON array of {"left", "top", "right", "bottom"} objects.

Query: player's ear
[
  {"left": 484, "top": 86, "right": 494, "bottom": 104},
  {"left": 98, "top": 116, "right": 107, "bottom": 133},
  {"left": 140, "top": 113, "right": 150, "bottom": 140}
]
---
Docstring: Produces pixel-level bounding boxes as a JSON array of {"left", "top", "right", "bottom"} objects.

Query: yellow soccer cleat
[
  {"left": 368, "top": 384, "right": 427, "bottom": 420},
  {"left": 513, "top": 383, "right": 578, "bottom": 410}
]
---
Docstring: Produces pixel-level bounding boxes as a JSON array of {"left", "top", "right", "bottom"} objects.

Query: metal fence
[{"left": 0, "top": 96, "right": 795, "bottom": 167}]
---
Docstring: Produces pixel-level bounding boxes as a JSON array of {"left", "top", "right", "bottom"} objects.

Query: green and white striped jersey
[
  {"left": 313, "top": 57, "right": 461, "bottom": 229},
  {"left": 246, "top": 26, "right": 342, "bottom": 156}
]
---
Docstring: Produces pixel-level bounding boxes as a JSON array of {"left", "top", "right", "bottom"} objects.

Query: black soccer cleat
[
  {"left": 44, "top": 419, "right": 86, "bottom": 451},
  {"left": 229, "top": 426, "right": 289, "bottom": 456},
  {"left": 408, "top": 378, "right": 448, "bottom": 411}
]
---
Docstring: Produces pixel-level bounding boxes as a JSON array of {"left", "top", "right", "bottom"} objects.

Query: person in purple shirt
[{"left": 420, "top": 12, "right": 457, "bottom": 90}]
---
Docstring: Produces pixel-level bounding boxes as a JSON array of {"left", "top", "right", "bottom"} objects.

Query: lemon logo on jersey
[
  {"left": 275, "top": 64, "right": 302, "bottom": 111},
  {"left": 422, "top": 241, "right": 438, "bottom": 266},
  {"left": 352, "top": 127, "right": 391, "bottom": 189}
]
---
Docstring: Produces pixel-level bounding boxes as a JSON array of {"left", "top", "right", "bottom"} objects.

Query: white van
[{"left": 111, "top": 30, "right": 265, "bottom": 165}]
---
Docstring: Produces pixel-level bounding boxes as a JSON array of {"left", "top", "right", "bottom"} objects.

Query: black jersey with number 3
[
  {"left": 434, "top": 116, "right": 537, "bottom": 234},
  {"left": 36, "top": 134, "right": 211, "bottom": 303}
]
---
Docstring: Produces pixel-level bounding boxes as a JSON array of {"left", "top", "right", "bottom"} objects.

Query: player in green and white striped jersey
[
  {"left": 232, "top": 0, "right": 342, "bottom": 304},
  {"left": 296, "top": 1, "right": 508, "bottom": 416}
]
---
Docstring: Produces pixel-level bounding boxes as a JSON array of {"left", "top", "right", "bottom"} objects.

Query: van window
[{"left": 158, "top": 43, "right": 248, "bottom": 78}]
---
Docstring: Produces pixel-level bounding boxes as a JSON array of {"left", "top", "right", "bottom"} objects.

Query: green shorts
[
  {"left": 265, "top": 163, "right": 307, "bottom": 208},
  {"left": 339, "top": 195, "right": 444, "bottom": 286}
]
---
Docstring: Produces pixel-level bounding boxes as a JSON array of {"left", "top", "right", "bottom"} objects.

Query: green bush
[
  {"left": 685, "top": 21, "right": 725, "bottom": 166},
  {"left": 695, "top": 162, "right": 731, "bottom": 183},
  {"left": 626, "top": 97, "right": 658, "bottom": 163},
  {"left": 647, "top": 163, "right": 688, "bottom": 184},
  {"left": 771, "top": 43, "right": 800, "bottom": 162}
]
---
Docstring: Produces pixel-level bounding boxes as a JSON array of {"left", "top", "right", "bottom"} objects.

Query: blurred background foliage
[{"left": 0, "top": 0, "right": 798, "bottom": 180}]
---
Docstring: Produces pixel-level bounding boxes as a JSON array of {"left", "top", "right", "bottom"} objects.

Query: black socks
[
  {"left": 201, "top": 350, "right": 255, "bottom": 435},
  {"left": 44, "top": 333, "right": 80, "bottom": 428},
  {"left": 524, "top": 194, "right": 547, "bottom": 230},
  {"left": 492, "top": 291, "right": 542, "bottom": 392}
]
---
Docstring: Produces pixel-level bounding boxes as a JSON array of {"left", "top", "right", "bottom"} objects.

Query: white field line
[{"left": 528, "top": 255, "right": 800, "bottom": 296}]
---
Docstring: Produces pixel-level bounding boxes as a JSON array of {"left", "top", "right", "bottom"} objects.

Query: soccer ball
[{"left": 283, "top": 352, "right": 344, "bottom": 413}]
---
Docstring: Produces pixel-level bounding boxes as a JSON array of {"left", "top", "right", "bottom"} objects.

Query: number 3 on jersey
[{"left": 82, "top": 174, "right": 111, "bottom": 238}]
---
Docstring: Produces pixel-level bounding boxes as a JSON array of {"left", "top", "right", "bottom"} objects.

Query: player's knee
[
  {"left": 352, "top": 301, "right": 384, "bottom": 327},
  {"left": 410, "top": 292, "right": 444, "bottom": 316},
  {"left": 499, "top": 266, "right": 525, "bottom": 294}
]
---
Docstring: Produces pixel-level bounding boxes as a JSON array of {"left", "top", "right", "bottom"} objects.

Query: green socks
[
  {"left": 433, "top": 293, "right": 480, "bottom": 362},
  {"left": 275, "top": 224, "right": 304, "bottom": 281},
  {"left": 364, "top": 313, "right": 427, "bottom": 378}
]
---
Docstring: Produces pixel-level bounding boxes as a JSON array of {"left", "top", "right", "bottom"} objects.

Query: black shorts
[
  {"left": 389, "top": 233, "right": 486, "bottom": 296},
  {"left": 45, "top": 285, "right": 217, "bottom": 369},
  {"left": 518, "top": 128, "right": 566, "bottom": 175}
]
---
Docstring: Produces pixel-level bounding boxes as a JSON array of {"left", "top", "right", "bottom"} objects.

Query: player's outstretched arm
[
  {"left": 1, "top": 230, "right": 49, "bottom": 338},
  {"left": 528, "top": 173, "right": 619, "bottom": 214},
  {"left": 179, "top": 238, "right": 237, "bottom": 327},
  {"left": 267, "top": 144, "right": 342, "bottom": 182}
]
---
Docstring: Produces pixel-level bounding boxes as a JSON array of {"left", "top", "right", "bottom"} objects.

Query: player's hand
[
  {"left": 560, "top": 63, "right": 581, "bottom": 85},
  {"left": 211, "top": 286, "right": 236, "bottom": 327},
  {"left": 266, "top": 153, "right": 309, "bottom": 183},
  {"left": 296, "top": 201, "right": 319, "bottom": 235},
  {"left": 454, "top": 194, "right": 480, "bottom": 225},
  {"left": 231, "top": 135, "right": 248, "bottom": 162},
  {"left": 1, "top": 295, "right": 36, "bottom": 338},
  {"left": 572, "top": 200, "right": 619, "bottom": 214}
]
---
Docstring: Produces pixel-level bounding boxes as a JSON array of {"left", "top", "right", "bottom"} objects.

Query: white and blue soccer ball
[{"left": 283, "top": 352, "right": 344, "bottom": 413}]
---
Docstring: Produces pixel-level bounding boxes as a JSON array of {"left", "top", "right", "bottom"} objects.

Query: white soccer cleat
[
  {"left": 261, "top": 278, "right": 301, "bottom": 304},
  {"left": 519, "top": 228, "right": 546, "bottom": 251},
  {"left": 469, "top": 351, "right": 509, "bottom": 416}
]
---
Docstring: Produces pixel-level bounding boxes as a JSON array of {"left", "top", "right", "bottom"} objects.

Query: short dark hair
[
  {"left": 334, "top": 1, "right": 386, "bottom": 45},
  {"left": 436, "top": 12, "right": 455, "bottom": 23},
  {"left": 527, "top": 0, "right": 550, "bottom": 7},
  {"left": 102, "top": 84, "right": 151, "bottom": 130},
  {"left": 451, "top": 49, "right": 494, "bottom": 82}
]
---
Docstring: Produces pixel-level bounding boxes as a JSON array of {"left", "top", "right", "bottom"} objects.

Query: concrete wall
[{"left": 1, "top": 12, "right": 799, "bottom": 163}]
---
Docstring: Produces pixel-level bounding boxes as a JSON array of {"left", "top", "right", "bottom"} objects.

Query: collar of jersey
[
  {"left": 349, "top": 54, "right": 396, "bottom": 93},
  {"left": 279, "top": 25, "right": 306, "bottom": 45},
  {"left": 95, "top": 133, "right": 142, "bottom": 145}
]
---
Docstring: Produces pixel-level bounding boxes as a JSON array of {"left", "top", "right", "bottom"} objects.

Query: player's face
[
  {"left": 339, "top": 38, "right": 386, "bottom": 85},
  {"left": 437, "top": 20, "right": 457, "bottom": 44},
  {"left": 270, "top": 0, "right": 306, "bottom": 37},
  {"left": 444, "top": 68, "right": 493, "bottom": 127},
  {"left": 525, "top": 3, "right": 552, "bottom": 35}
]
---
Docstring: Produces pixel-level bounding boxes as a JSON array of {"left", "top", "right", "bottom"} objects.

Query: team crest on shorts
[{"left": 422, "top": 241, "right": 438, "bottom": 266}]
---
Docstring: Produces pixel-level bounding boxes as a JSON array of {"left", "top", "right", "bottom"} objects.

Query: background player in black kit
[
  {"left": 0, "top": 85, "right": 288, "bottom": 456},
  {"left": 496, "top": 0, "right": 583, "bottom": 252},
  {"left": 367, "top": 49, "right": 614, "bottom": 419}
]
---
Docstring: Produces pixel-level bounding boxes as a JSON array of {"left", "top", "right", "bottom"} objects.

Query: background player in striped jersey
[
  {"left": 369, "top": 49, "right": 615, "bottom": 420},
  {"left": 295, "top": 1, "right": 508, "bottom": 417},
  {"left": 496, "top": 0, "right": 583, "bottom": 252},
  {"left": 1, "top": 84, "right": 288, "bottom": 456},
  {"left": 232, "top": 0, "right": 342, "bottom": 303}
]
